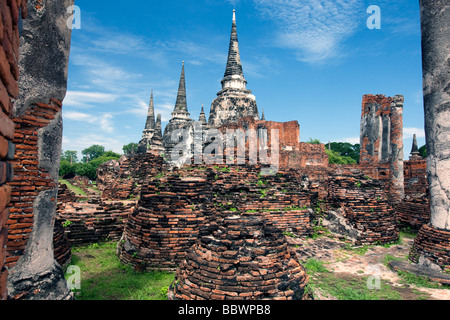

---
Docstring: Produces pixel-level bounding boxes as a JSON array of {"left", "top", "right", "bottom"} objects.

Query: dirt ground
[{"left": 289, "top": 235, "right": 450, "bottom": 300}]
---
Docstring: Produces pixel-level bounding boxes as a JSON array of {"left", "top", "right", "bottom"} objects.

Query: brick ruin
[
  {"left": 168, "top": 213, "right": 310, "bottom": 300},
  {"left": 0, "top": 0, "right": 27, "bottom": 300},
  {"left": 360, "top": 94, "right": 405, "bottom": 203},
  {"left": 0, "top": 0, "right": 448, "bottom": 301},
  {"left": 2, "top": 0, "right": 74, "bottom": 300},
  {"left": 117, "top": 163, "right": 318, "bottom": 272}
]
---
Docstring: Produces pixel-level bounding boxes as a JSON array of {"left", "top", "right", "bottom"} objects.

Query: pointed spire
[
  {"left": 221, "top": 10, "right": 247, "bottom": 90},
  {"left": 174, "top": 61, "right": 188, "bottom": 113},
  {"left": 145, "top": 89, "right": 156, "bottom": 130},
  {"left": 199, "top": 103, "right": 207, "bottom": 123},
  {"left": 261, "top": 108, "right": 265, "bottom": 121},
  {"left": 410, "top": 134, "right": 420, "bottom": 156}
]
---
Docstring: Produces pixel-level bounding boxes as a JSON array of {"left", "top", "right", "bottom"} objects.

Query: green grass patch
[
  {"left": 59, "top": 179, "right": 87, "bottom": 196},
  {"left": 66, "top": 242, "right": 175, "bottom": 300},
  {"left": 396, "top": 270, "right": 450, "bottom": 290}
]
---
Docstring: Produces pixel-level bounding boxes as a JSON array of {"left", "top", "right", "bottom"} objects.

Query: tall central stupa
[{"left": 208, "top": 10, "right": 260, "bottom": 128}]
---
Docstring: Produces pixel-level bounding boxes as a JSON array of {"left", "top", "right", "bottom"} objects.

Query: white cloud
[
  {"left": 253, "top": 0, "right": 364, "bottom": 64},
  {"left": 62, "top": 133, "right": 125, "bottom": 156},
  {"left": 341, "top": 137, "right": 360, "bottom": 144},
  {"left": 64, "top": 91, "right": 119, "bottom": 108},
  {"left": 63, "top": 110, "right": 115, "bottom": 134},
  {"left": 403, "top": 127, "right": 425, "bottom": 139}
]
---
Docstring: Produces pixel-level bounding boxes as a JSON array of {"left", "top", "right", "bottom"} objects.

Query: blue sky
[{"left": 63, "top": 0, "right": 425, "bottom": 157}]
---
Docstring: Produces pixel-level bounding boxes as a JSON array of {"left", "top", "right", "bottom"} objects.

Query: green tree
[
  {"left": 326, "top": 149, "right": 357, "bottom": 165},
  {"left": 59, "top": 160, "right": 76, "bottom": 177},
  {"left": 82, "top": 145, "right": 105, "bottom": 163},
  {"left": 61, "top": 150, "right": 78, "bottom": 164},
  {"left": 328, "top": 142, "right": 360, "bottom": 163},
  {"left": 123, "top": 142, "right": 138, "bottom": 156},
  {"left": 419, "top": 145, "right": 426, "bottom": 158},
  {"left": 307, "top": 138, "right": 321, "bottom": 144}
]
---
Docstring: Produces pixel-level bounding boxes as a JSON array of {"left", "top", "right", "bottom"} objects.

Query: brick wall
[
  {"left": 56, "top": 199, "right": 133, "bottom": 247},
  {"left": 404, "top": 159, "right": 428, "bottom": 195},
  {"left": 327, "top": 172, "right": 399, "bottom": 245},
  {"left": 97, "top": 153, "right": 166, "bottom": 200},
  {"left": 410, "top": 224, "right": 450, "bottom": 273},
  {"left": 0, "top": 0, "right": 27, "bottom": 301}
]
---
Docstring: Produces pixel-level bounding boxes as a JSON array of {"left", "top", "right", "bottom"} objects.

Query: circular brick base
[
  {"left": 168, "top": 213, "right": 310, "bottom": 300},
  {"left": 410, "top": 224, "right": 450, "bottom": 273}
]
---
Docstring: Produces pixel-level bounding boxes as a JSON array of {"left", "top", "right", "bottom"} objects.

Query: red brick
[
  {"left": 0, "top": 135, "right": 8, "bottom": 158},
  {"left": 0, "top": 82, "right": 11, "bottom": 115},
  {"left": 0, "top": 110, "right": 15, "bottom": 140}
]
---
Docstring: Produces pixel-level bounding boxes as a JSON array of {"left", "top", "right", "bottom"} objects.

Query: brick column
[{"left": 0, "top": 0, "right": 27, "bottom": 301}]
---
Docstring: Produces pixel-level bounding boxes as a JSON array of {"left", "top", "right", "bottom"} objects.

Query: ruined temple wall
[
  {"left": 218, "top": 117, "right": 300, "bottom": 150},
  {"left": 279, "top": 143, "right": 329, "bottom": 169},
  {"left": 0, "top": 0, "right": 28, "bottom": 301},
  {"left": 360, "top": 94, "right": 394, "bottom": 164},
  {"left": 217, "top": 117, "right": 328, "bottom": 170}
]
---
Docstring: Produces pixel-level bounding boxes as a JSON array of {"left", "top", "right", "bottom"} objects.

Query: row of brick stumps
[
  {"left": 168, "top": 212, "right": 310, "bottom": 300},
  {"left": 0, "top": 0, "right": 28, "bottom": 300}
]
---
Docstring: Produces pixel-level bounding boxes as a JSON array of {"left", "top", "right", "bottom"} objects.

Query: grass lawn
[
  {"left": 65, "top": 242, "right": 175, "bottom": 300},
  {"left": 59, "top": 179, "right": 87, "bottom": 196}
]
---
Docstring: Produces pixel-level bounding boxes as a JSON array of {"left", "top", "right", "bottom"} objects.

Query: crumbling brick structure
[
  {"left": 397, "top": 158, "right": 430, "bottom": 230},
  {"left": 56, "top": 200, "right": 133, "bottom": 246},
  {"left": 5, "top": 0, "right": 74, "bottom": 300},
  {"left": 118, "top": 174, "right": 212, "bottom": 271},
  {"left": 327, "top": 171, "right": 399, "bottom": 245},
  {"left": 0, "top": 0, "right": 28, "bottom": 300},
  {"left": 52, "top": 218, "right": 71, "bottom": 268},
  {"left": 117, "top": 163, "right": 319, "bottom": 271},
  {"left": 168, "top": 213, "right": 310, "bottom": 300},
  {"left": 97, "top": 153, "right": 166, "bottom": 200}
]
